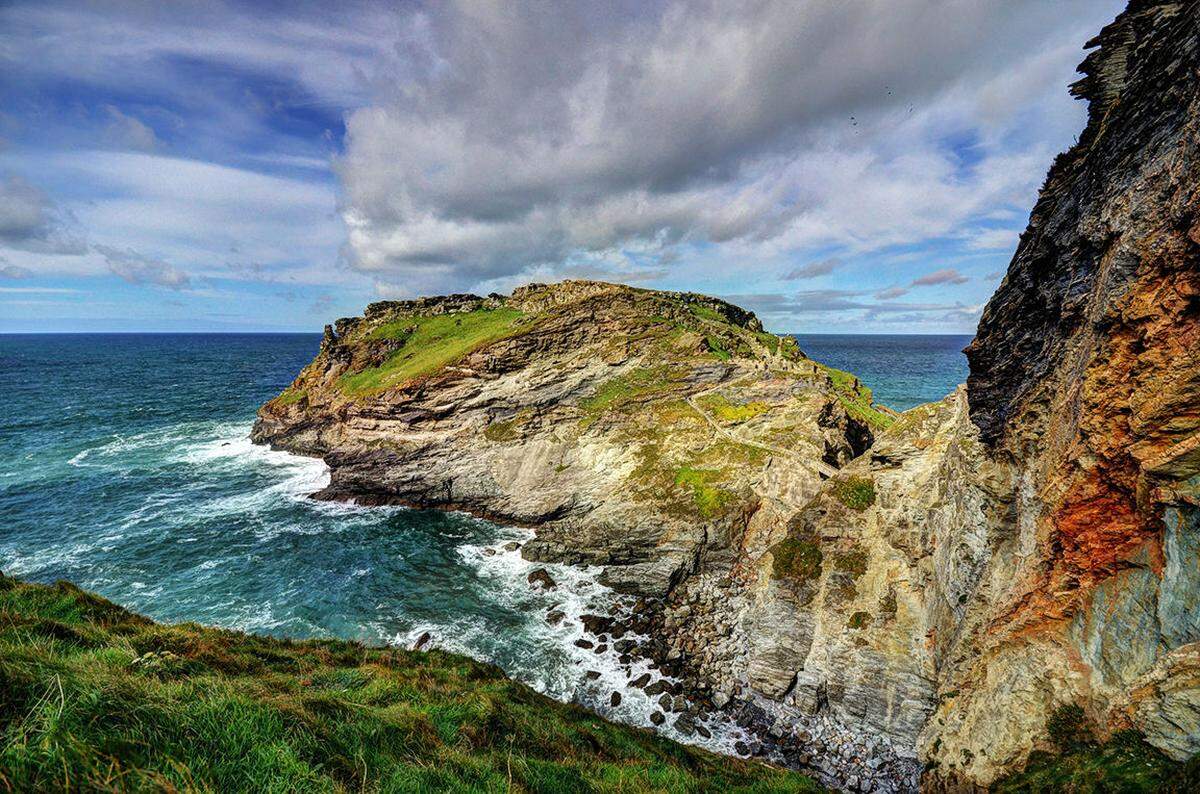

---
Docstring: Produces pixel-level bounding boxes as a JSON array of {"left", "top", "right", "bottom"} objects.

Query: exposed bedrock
[{"left": 254, "top": 1, "right": 1200, "bottom": 789}]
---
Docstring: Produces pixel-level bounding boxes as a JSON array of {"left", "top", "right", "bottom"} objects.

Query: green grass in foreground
[
  {"left": 340, "top": 308, "right": 528, "bottom": 396},
  {"left": 0, "top": 573, "right": 819, "bottom": 793}
]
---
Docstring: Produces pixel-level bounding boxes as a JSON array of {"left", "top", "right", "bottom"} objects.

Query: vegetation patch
[
  {"left": 832, "top": 548, "right": 869, "bottom": 578},
  {"left": 833, "top": 476, "right": 876, "bottom": 511},
  {"left": 340, "top": 307, "right": 528, "bottom": 396},
  {"left": 689, "top": 304, "right": 727, "bottom": 324},
  {"left": 847, "top": 611, "right": 872, "bottom": 630},
  {"left": 814, "top": 363, "right": 894, "bottom": 430},
  {"left": 579, "top": 367, "right": 678, "bottom": 423},
  {"left": 879, "top": 589, "right": 898, "bottom": 617},
  {"left": 483, "top": 416, "right": 522, "bottom": 443},
  {"left": 276, "top": 387, "right": 306, "bottom": 406},
  {"left": 674, "top": 466, "right": 734, "bottom": 518},
  {"left": 705, "top": 335, "right": 732, "bottom": 361},
  {"left": 699, "top": 393, "right": 770, "bottom": 424},
  {"left": 0, "top": 574, "right": 819, "bottom": 793},
  {"left": 770, "top": 533, "right": 824, "bottom": 582},
  {"left": 994, "top": 728, "right": 1193, "bottom": 793}
]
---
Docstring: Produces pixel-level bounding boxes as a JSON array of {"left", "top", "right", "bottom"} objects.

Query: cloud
[
  {"left": 967, "top": 227, "right": 1022, "bottom": 250},
  {"left": 911, "top": 267, "right": 969, "bottom": 287},
  {"left": 102, "top": 105, "right": 160, "bottom": 152},
  {"left": 40, "top": 150, "right": 343, "bottom": 285},
  {"left": 875, "top": 267, "right": 969, "bottom": 298},
  {"left": 337, "top": 0, "right": 1122, "bottom": 293},
  {"left": 0, "top": 173, "right": 87, "bottom": 254},
  {"left": 0, "top": 286, "right": 78, "bottom": 293},
  {"left": 0, "top": 258, "right": 31, "bottom": 278},
  {"left": 784, "top": 257, "right": 842, "bottom": 280},
  {"left": 95, "top": 244, "right": 190, "bottom": 289},
  {"left": 308, "top": 293, "right": 334, "bottom": 314},
  {"left": 733, "top": 289, "right": 971, "bottom": 320}
]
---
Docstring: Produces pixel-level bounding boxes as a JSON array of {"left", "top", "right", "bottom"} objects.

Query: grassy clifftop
[{"left": 0, "top": 573, "right": 818, "bottom": 793}]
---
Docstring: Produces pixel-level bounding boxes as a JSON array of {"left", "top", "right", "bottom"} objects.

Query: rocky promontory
[
  {"left": 253, "top": 279, "right": 884, "bottom": 599},
  {"left": 255, "top": 1, "right": 1200, "bottom": 790}
]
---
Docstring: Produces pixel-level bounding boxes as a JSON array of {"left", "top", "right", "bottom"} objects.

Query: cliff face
[
  {"left": 254, "top": 2, "right": 1200, "bottom": 789},
  {"left": 937, "top": 0, "right": 1200, "bottom": 784}
]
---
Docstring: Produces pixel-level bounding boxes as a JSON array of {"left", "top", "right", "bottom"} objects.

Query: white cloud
[
  {"left": 337, "top": 0, "right": 1125, "bottom": 294},
  {"left": 0, "top": 257, "right": 32, "bottom": 278},
  {"left": 95, "top": 244, "right": 190, "bottom": 289},
  {"left": 0, "top": 172, "right": 87, "bottom": 254},
  {"left": 102, "top": 106, "right": 161, "bottom": 152},
  {"left": 26, "top": 151, "right": 346, "bottom": 284}
]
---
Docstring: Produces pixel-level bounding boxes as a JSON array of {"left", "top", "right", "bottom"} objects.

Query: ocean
[
  {"left": 0, "top": 332, "right": 971, "bottom": 749},
  {"left": 793, "top": 334, "right": 971, "bottom": 412}
]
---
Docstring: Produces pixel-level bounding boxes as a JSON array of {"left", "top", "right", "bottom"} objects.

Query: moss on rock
[
  {"left": 771, "top": 534, "right": 824, "bottom": 582},
  {"left": 833, "top": 477, "right": 876, "bottom": 511}
]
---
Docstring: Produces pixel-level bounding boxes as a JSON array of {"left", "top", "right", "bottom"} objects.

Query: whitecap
[{"left": 453, "top": 534, "right": 753, "bottom": 755}]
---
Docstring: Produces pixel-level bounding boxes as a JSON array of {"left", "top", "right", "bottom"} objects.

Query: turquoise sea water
[
  {"left": 793, "top": 334, "right": 971, "bottom": 412},
  {"left": 0, "top": 332, "right": 970, "bottom": 747}
]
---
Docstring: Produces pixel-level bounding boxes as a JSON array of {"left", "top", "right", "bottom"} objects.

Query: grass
[
  {"left": 846, "top": 612, "right": 872, "bottom": 630},
  {"left": 770, "top": 535, "right": 823, "bottom": 582},
  {"left": 483, "top": 415, "right": 523, "bottom": 443},
  {"left": 579, "top": 368, "right": 678, "bottom": 423},
  {"left": 830, "top": 548, "right": 869, "bottom": 578},
  {"left": 704, "top": 336, "right": 732, "bottom": 361},
  {"left": 994, "top": 729, "right": 1194, "bottom": 793},
  {"left": 697, "top": 394, "right": 769, "bottom": 425},
  {"left": 813, "top": 363, "right": 894, "bottom": 430},
  {"left": 832, "top": 477, "right": 876, "bottom": 511},
  {"left": 340, "top": 308, "right": 527, "bottom": 396},
  {"left": 276, "top": 387, "right": 306, "bottom": 406},
  {"left": 0, "top": 573, "right": 820, "bottom": 793},
  {"left": 689, "top": 305, "right": 727, "bottom": 324},
  {"left": 673, "top": 467, "right": 734, "bottom": 518}
]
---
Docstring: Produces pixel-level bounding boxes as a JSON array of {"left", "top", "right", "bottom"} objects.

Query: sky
[{"left": 0, "top": 0, "right": 1126, "bottom": 334}]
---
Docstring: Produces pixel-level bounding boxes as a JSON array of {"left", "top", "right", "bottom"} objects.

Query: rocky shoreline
[{"left": 500, "top": 542, "right": 923, "bottom": 793}]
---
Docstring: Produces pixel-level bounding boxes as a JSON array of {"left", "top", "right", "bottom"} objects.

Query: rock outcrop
[
  {"left": 255, "top": 1, "right": 1200, "bottom": 789},
  {"left": 253, "top": 280, "right": 882, "bottom": 600}
]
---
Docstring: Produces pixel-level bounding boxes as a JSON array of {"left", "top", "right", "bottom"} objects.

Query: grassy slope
[
  {"left": 340, "top": 307, "right": 529, "bottom": 396},
  {"left": 992, "top": 731, "right": 1197, "bottom": 793},
  {"left": 0, "top": 574, "right": 819, "bottom": 793}
]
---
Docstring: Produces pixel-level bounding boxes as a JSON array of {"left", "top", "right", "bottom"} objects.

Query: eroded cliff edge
[{"left": 254, "top": 1, "right": 1200, "bottom": 789}]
